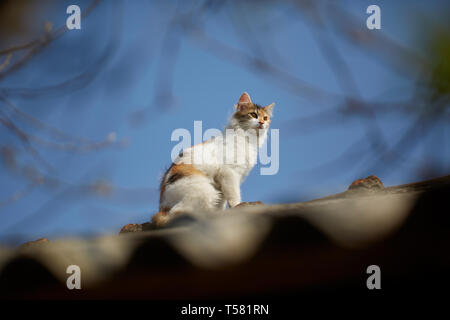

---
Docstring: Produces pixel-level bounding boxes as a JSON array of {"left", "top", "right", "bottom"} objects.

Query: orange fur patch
[
  {"left": 257, "top": 108, "right": 271, "bottom": 125},
  {"left": 159, "top": 163, "right": 205, "bottom": 211},
  {"left": 169, "top": 163, "right": 205, "bottom": 179}
]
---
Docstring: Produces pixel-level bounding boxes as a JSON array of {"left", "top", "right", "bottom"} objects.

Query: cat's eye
[
  {"left": 249, "top": 112, "right": 258, "bottom": 118},
  {"left": 264, "top": 116, "right": 268, "bottom": 120}
]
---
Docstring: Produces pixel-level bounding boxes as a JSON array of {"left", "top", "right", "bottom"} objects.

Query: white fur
[{"left": 160, "top": 112, "right": 269, "bottom": 217}]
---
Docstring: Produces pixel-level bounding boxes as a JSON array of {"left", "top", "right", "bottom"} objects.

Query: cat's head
[{"left": 231, "top": 92, "right": 275, "bottom": 130}]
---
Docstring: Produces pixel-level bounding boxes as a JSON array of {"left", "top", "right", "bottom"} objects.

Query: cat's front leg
[{"left": 217, "top": 167, "right": 241, "bottom": 208}]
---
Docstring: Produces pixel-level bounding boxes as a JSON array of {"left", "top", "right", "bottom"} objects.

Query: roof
[{"left": 0, "top": 175, "right": 449, "bottom": 299}]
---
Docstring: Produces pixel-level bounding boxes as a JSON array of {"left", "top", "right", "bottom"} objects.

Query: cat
[{"left": 152, "top": 92, "right": 275, "bottom": 227}]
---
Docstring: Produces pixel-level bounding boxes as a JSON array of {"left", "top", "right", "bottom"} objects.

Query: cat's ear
[
  {"left": 238, "top": 92, "right": 252, "bottom": 104},
  {"left": 236, "top": 92, "right": 252, "bottom": 112},
  {"left": 264, "top": 102, "right": 275, "bottom": 116}
]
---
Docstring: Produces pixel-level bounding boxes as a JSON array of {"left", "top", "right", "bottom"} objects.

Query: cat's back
[{"left": 175, "top": 138, "right": 221, "bottom": 175}]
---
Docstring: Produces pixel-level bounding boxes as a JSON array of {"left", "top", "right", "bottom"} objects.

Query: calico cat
[{"left": 152, "top": 92, "right": 274, "bottom": 226}]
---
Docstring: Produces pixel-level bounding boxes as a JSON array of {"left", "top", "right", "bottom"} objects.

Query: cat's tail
[{"left": 151, "top": 210, "right": 171, "bottom": 227}]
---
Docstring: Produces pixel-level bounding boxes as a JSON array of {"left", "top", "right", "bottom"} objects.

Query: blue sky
[{"left": 0, "top": 0, "right": 448, "bottom": 244}]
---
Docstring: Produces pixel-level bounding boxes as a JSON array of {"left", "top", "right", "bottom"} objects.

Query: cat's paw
[{"left": 235, "top": 201, "right": 264, "bottom": 208}]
